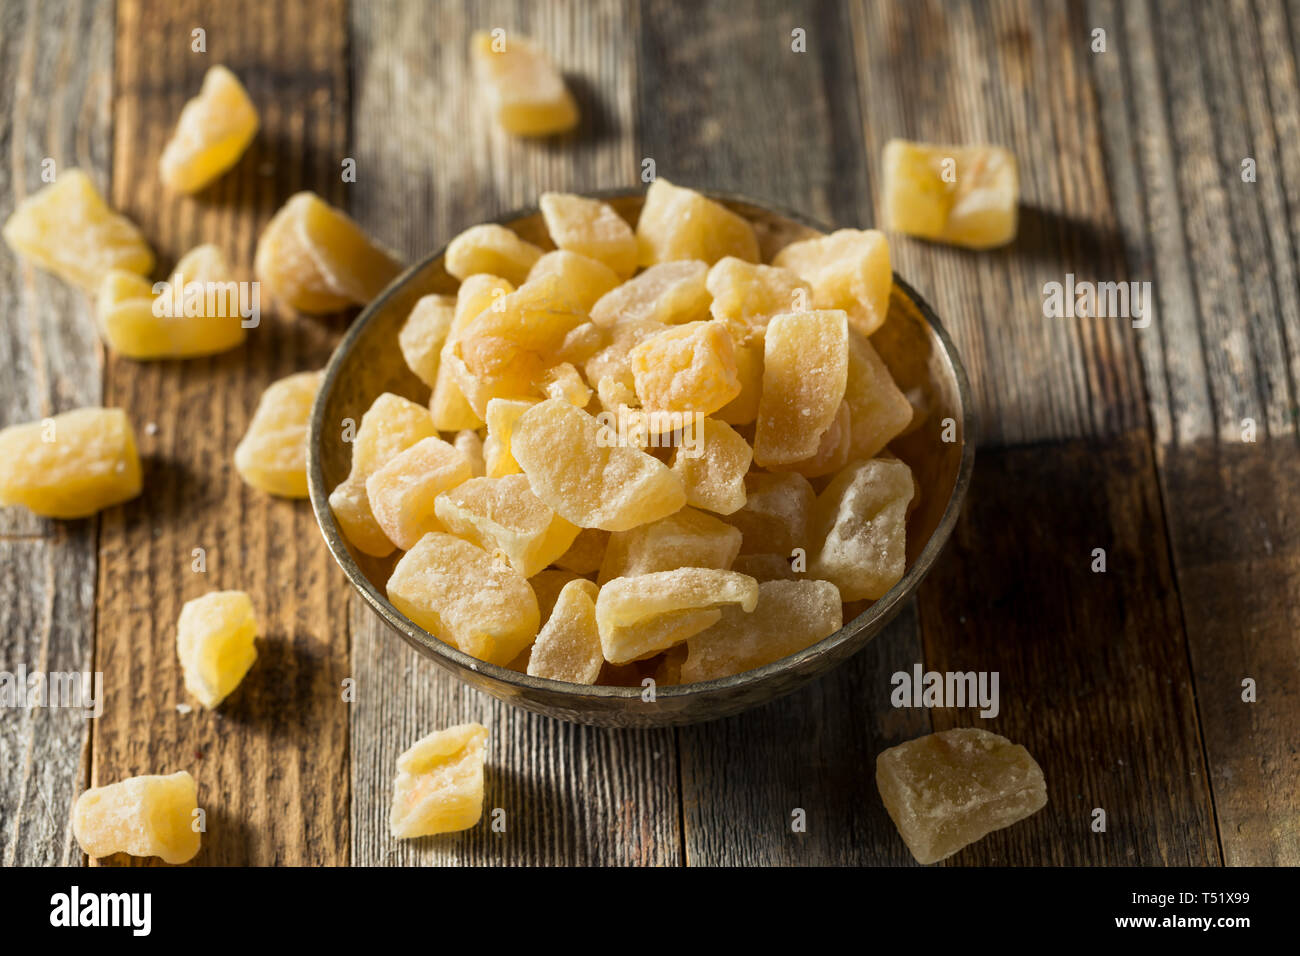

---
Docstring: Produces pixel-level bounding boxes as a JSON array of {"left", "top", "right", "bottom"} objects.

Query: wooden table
[{"left": 2, "top": 0, "right": 1297, "bottom": 867}]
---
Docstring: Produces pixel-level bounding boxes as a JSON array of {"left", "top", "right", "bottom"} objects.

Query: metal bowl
[{"left": 307, "top": 189, "right": 975, "bottom": 727}]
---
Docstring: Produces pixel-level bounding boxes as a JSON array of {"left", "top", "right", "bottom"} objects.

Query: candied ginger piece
[
  {"left": 590, "top": 260, "right": 710, "bottom": 329},
  {"left": 527, "top": 249, "right": 620, "bottom": 309},
  {"left": 754, "top": 310, "right": 848, "bottom": 466},
  {"left": 809, "top": 457, "right": 913, "bottom": 600},
  {"left": 881, "top": 139, "right": 1018, "bottom": 250},
  {"left": 845, "top": 329, "right": 913, "bottom": 460},
  {"left": 598, "top": 507, "right": 741, "bottom": 584},
  {"left": 471, "top": 31, "right": 578, "bottom": 136},
  {"left": 387, "top": 532, "right": 539, "bottom": 665},
  {"left": 159, "top": 65, "right": 259, "bottom": 193},
  {"left": 876, "top": 728, "right": 1047, "bottom": 864},
  {"left": 446, "top": 223, "right": 544, "bottom": 286},
  {"left": 0, "top": 407, "right": 141, "bottom": 518},
  {"left": 636, "top": 178, "right": 759, "bottom": 266},
  {"left": 399, "top": 294, "right": 457, "bottom": 388},
  {"left": 253, "top": 194, "right": 351, "bottom": 314},
  {"left": 453, "top": 429, "right": 486, "bottom": 477},
  {"left": 772, "top": 229, "right": 891, "bottom": 337},
  {"left": 390, "top": 723, "right": 489, "bottom": 838},
  {"left": 681, "top": 579, "right": 842, "bottom": 682},
  {"left": 484, "top": 398, "right": 537, "bottom": 477},
  {"left": 771, "top": 399, "right": 852, "bottom": 478},
  {"left": 630, "top": 320, "right": 741, "bottom": 419},
  {"left": 707, "top": 257, "right": 812, "bottom": 328},
  {"left": 670, "top": 417, "right": 751, "bottom": 515},
  {"left": 554, "top": 527, "right": 609, "bottom": 574},
  {"left": 596, "top": 568, "right": 758, "bottom": 664},
  {"left": 176, "top": 589, "right": 258, "bottom": 708},
  {"left": 73, "top": 771, "right": 201, "bottom": 864},
  {"left": 3, "top": 169, "right": 153, "bottom": 292},
  {"left": 511, "top": 399, "right": 685, "bottom": 532},
  {"left": 529, "top": 568, "right": 586, "bottom": 620},
  {"left": 366, "top": 436, "right": 473, "bottom": 551},
  {"left": 539, "top": 362, "right": 592, "bottom": 408},
  {"left": 539, "top": 192, "right": 637, "bottom": 278},
  {"left": 583, "top": 319, "right": 667, "bottom": 396},
  {"left": 527, "top": 579, "right": 603, "bottom": 684},
  {"left": 234, "top": 370, "right": 322, "bottom": 498},
  {"left": 721, "top": 471, "right": 814, "bottom": 556},
  {"left": 434, "top": 473, "right": 579, "bottom": 578},
  {"left": 429, "top": 277, "right": 510, "bottom": 431},
  {"left": 715, "top": 329, "right": 764, "bottom": 425}
]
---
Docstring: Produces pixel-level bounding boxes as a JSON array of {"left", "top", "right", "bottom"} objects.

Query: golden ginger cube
[
  {"left": 753, "top": 310, "right": 849, "bottom": 466},
  {"left": 176, "top": 590, "right": 259, "bottom": 708},
  {"left": 881, "top": 139, "right": 1019, "bottom": 249},
  {"left": 471, "top": 32, "right": 579, "bottom": 136},
  {"left": 433, "top": 473, "right": 580, "bottom": 578},
  {"left": 390, "top": 723, "right": 490, "bottom": 838},
  {"left": 159, "top": 65, "right": 259, "bottom": 194},
  {"left": 636, "top": 178, "right": 759, "bottom": 266},
  {"left": 233, "top": 370, "right": 322, "bottom": 498},
  {"left": 539, "top": 192, "right": 637, "bottom": 278},
  {"left": 365, "top": 436, "right": 473, "bottom": 551},
  {"left": 773, "top": 229, "right": 892, "bottom": 337},
  {"left": 73, "top": 771, "right": 201, "bottom": 864}
]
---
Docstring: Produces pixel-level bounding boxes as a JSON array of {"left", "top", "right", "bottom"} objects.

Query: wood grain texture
[
  {"left": 92, "top": 0, "right": 351, "bottom": 865},
  {"left": 0, "top": 0, "right": 113, "bottom": 867}
]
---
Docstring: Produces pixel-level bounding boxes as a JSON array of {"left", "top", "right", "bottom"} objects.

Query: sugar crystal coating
[
  {"left": 390, "top": 723, "right": 489, "bottom": 838},
  {"left": 773, "top": 229, "right": 891, "bottom": 337},
  {"left": 539, "top": 192, "right": 637, "bottom": 278},
  {"left": 754, "top": 310, "right": 849, "bottom": 466},
  {"left": 670, "top": 418, "right": 752, "bottom": 514},
  {"left": 176, "top": 590, "right": 258, "bottom": 708},
  {"left": 471, "top": 32, "right": 579, "bottom": 136},
  {"left": 881, "top": 139, "right": 1019, "bottom": 249},
  {"left": 809, "top": 457, "right": 913, "bottom": 600},
  {"left": 434, "top": 473, "right": 580, "bottom": 578},
  {"left": 159, "top": 65, "right": 259, "bottom": 194},
  {"left": 596, "top": 568, "right": 758, "bottom": 664},
  {"left": 366, "top": 436, "right": 473, "bottom": 551},
  {"left": 527, "top": 579, "right": 603, "bottom": 684},
  {"left": 636, "top": 179, "right": 759, "bottom": 266},
  {"left": 73, "top": 771, "right": 201, "bottom": 864},
  {"left": 598, "top": 507, "right": 742, "bottom": 584}
]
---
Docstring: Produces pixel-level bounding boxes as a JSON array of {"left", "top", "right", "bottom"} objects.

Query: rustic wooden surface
[{"left": 1, "top": 0, "right": 1296, "bottom": 866}]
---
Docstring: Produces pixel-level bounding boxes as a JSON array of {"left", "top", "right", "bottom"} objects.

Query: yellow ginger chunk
[
  {"left": 722, "top": 471, "right": 815, "bottom": 556},
  {"left": 529, "top": 568, "right": 586, "bottom": 620},
  {"left": 670, "top": 417, "right": 752, "bottom": 514},
  {"left": 0, "top": 407, "right": 141, "bottom": 518},
  {"left": 234, "top": 370, "right": 322, "bottom": 498},
  {"left": 527, "top": 579, "right": 603, "bottom": 684},
  {"left": 454, "top": 429, "right": 486, "bottom": 477},
  {"left": 483, "top": 397, "right": 537, "bottom": 477},
  {"left": 528, "top": 249, "right": 620, "bottom": 309},
  {"left": 329, "top": 393, "right": 437, "bottom": 556},
  {"left": 876, "top": 728, "right": 1047, "bottom": 864},
  {"left": 706, "top": 257, "right": 812, "bottom": 328},
  {"left": 434, "top": 473, "right": 580, "bottom": 578},
  {"left": 630, "top": 320, "right": 741, "bottom": 419},
  {"left": 596, "top": 568, "right": 758, "bottom": 664},
  {"left": 176, "top": 590, "right": 258, "bottom": 708},
  {"left": 772, "top": 398, "right": 852, "bottom": 478},
  {"left": 399, "top": 294, "right": 457, "bottom": 388},
  {"left": 366, "top": 436, "right": 473, "bottom": 551},
  {"left": 539, "top": 192, "right": 637, "bottom": 278},
  {"left": 429, "top": 275, "right": 512, "bottom": 431},
  {"left": 754, "top": 310, "right": 849, "bottom": 466},
  {"left": 2, "top": 169, "right": 153, "bottom": 292},
  {"left": 445, "top": 223, "right": 544, "bottom": 285},
  {"left": 72, "top": 771, "right": 201, "bottom": 864},
  {"left": 810, "top": 457, "right": 914, "bottom": 600},
  {"left": 715, "top": 327, "right": 764, "bottom": 425},
  {"left": 598, "top": 507, "right": 741, "bottom": 584},
  {"left": 470, "top": 31, "right": 579, "bottom": 136},
  {"left": 845, "top": 329, "right": 913, "bottom": 460},
  {"left": 681, "top": 579, "right": 842, "bottom": 682},
  {"left": 390, "top": 723, "right": 489, "bottom": 838},
  {"left": 159, "top": 65, "right": 259, "bottom": 193},
  {"left": 582, "top": 319, "right": 667, "bottom": 396},
  {"left": 387, "top": 532, "right": 539, "bottom": 665},
  {"left": 554, "top": 527, "right": 609, "bottom": 574},
  {"left": 539, "top": 362, "right": 592, "bottom": 407},
  {"left": 636, "top": 178, "right": 759, "bottom": 266},
  {"left": 773, "top": 229, "right": 891, "bottom": 337},
  {"left": 511, "top": 399, "right": 686, "bottom": 532},
  {"left": 881, "top": 139, "right": 1019, "bottom": 249},
  {"left": 590, "top": 260, "right": 710, "bottom": 329}
]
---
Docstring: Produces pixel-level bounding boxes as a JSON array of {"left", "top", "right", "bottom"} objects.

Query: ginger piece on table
[
  {"left": 773, "top": 229, "right": 891, "bottom": 337},
  {"left": 527, "top": 579, "right": 603, "bottom": 684},
  {"left": 589, "top": 260, "right": 710, "bottom": 329},
  {"left": 471, "top": 31, "right": 579, "bottom": 137},
  {"left": 554, "top": 527, "right": 609, "bottom": 575},
  {"left": 809, "top": 457, "right": 914, "bottom": 601},
  {"left": 636, "top": 178, "right": 759, "bottom": 266},
  {"left": 73, "top": 771, "right": 201, "bottom": 864},
  {"left": 445, "top": 223, "right": 544, "bottom": 286},
  {"left": 539, "top": 192, "right": 637, "bottom": 278},
  {"left": 159, "top": 65, "right": 259, "bottom": 194},
  {"left": 390, "top": 723, "right": 490, "bottom": 838},
  {"left": 845, "top": 329, "right": 913, "bottom": 460},
  {"left": 598, "top": 507, "right": 742, "bottom": 584},
  {"left": 721, "top": 471, "right": 815, "bottom": 557},
  {"left": 753, "top": 309, "right": 848, "bottom": 466},
  {"left": 399, "top": 294, "right": 457, "bottom": 388},
  {"left": 881, "top": 139, "right": 1019, "bottom": 249},
  {"left": 706, "top": 256, "right": 812, "bottom": 329},
  {"left": 434, "top": 473, "right": 580, "bottom": 578},
  {"left": 527, "top": 249, "right": 620, "bottom": 309},
  {"left": 670, "top": 417, "right": 752, "bottom": 515},
  {"left": 629, "top": 320, "right": 741, "bottom": 419},
  {"left": 176, "top": 589, "right": 258, "bottom": 708},
  {"left": 234, "top": 370, "right": 322, "bottom": 498},
  {"left": 366, "top": 436, "right": 473, "bottom": 551}
]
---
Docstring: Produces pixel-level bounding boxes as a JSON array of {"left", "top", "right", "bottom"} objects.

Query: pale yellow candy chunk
[
  {"left": 715, "top": 328, "right": 764, "bottom": 425},
  {"left": 636, "top": 178, "right": 759, "bottom": 266},
  {"left": 539, "top": 192, "right": 637, "bottom": 278},
  {"left": 399, "top": 294, "right": 457, "bottom": 388},
  {"left": 681, "top": 579, "right": 842, "bottom": 681},
  {"left": 754, "top": 310, "right": 848, "bottom": 466},
  {"left": 881, "top": 139, "right": 1019, "bottom": 249},
  {"left": 2, "top": 169, "right": 153, "bottom": 292},
  {"left": 0, "top": 407, "right": 141, "bottom": 518},
  {"left": 366, "top": 436, "right": 473, "bottom": 551},
  {"left": 471, "top": 31, "right": 579, "bottom": 136},
  {"left": 539, "top": 362, "right": 592, "bottom": 407},
  {"left": 176, "top": 590, "right": 258, "bottom": 708},
  {"left": 876, "top": 728, "right": 1047, "bottom": 864},
  {"left": 159, "top": 65, "right": 259, "bottom": 193},
  {"left": 596, "top": 568, "right": 758, "bottom": 664},
  {"left": 707, "top": 256, "right": 812, "bottom": 328},
  {"left": 598, "top": 507, "right": 741, "bottom": 584},
  {"left": 771, "top": 398, "right": 852, "bottom": 478},
  {"left": 429, "top": 276, "right": 514, "bottom": 430},
  {"left": 529, "top": 568, "right": 586, "bottom": 621},
  {"left": 809, "top": 457, "right": 914, "bottom": 600},
  {"left": 454, "top": 429, "right": 486, "bottom": 477},
  {"left": 511, "top": 399, "right": 686, "bottom": 532},
  {"left": 670, "top": 418, "right": 752, "bottom": 514},
  {"left": 390, "top": 723, "right": 489, "bottom": 838},
  {"left": 446, "top": 223, "right": 544, "bottom": 285},
  {"left": 234, "top": 370, "right": 322, "bottom": 498},
  {"left": 589, "top": 260, "right": 710, "bottom": 329},
  {"left": 527, "top": 579, "right": 602, "bottom": 684},
  {"left": 387, "top": 532, "right": 539, "bottom": 665},
  {"left": 845, "top": 329, "right": 912, "bottom": 459},
  {"left": 773, "top": 229, "right": 891, "bottom": 336},
  {"left": 582, "top": 319, "right": 667, "bottom": 395},
  {"left": 722, "top": 471, "right": 814, "bottom": 556},
  {"left": 253, "top": 194, "right": 351, "bottom": 314},
  {"left": 434, "top": 473, "right": 579, "bottom": 578},
  {"left": 73, "top": 771, "right": 200, "bottom": 864},
  {"left": 630, "top": 320, "right": 741, "bottom": 418},
  {"left": 554, "top": 527, "right": 609, "bottom": 574},
  {"left": 483, "top": 398, "right": 537, "bottom": 477},
  {"left": 527, "top": 249, "right": 620, "bottom": 309}
]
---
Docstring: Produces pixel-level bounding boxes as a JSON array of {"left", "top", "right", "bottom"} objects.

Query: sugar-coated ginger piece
[
  {"left": 721, "top": 471, "right": 815, "bottom": 556},
  {"left": 73, "top": 771, "right": 201, "bottom": 864},
  {"left": 636, "top": 178, "right": 759, "bottom": 266},
  {"left": 876, "top": 728, "right": 1047, "bottom": 864},
  {"left": 596, "top": 568, "right": 758, "bottom": 664},
  {"left": 528, "top": 568, "right": 586, "bottom": 621},
  {"left": 527, "top": 578, "right": 603, "bottom": 684},
  {"left": 881, "top": 139, "right": 1019, "bottom": 249},
  {"left": 582, "top": 319, "right": 668, "bottom": 396},
  {"left": 2, "top": 169, "right": 153, "bottom": 292},
  {"left": 176, "top": 589, "right": 259, "bottom": 708},
  {"left": 629, "top": 320, "right": 741, "bottom": 418},
  {"left": 715, "top": 328, "right": 764, "bottom": 425},
  {"left": 453, "top": 429, "right": 487, "bottom": 477},
  {"left": 706, "top": 256, "right": 812, "bottom": 328},
  {"left": 589, "top": 260, "right": 710, "bottom": 329},
  {"left": 234, "top": 370, "right": 322, "bottom": 498},
  {"left": 159, "top": 65, "right": 259, "bottom": 194},
  {"left": 366, "top": 436, "right": 473, "bottom": 551},
  {"left": 445, "top": 223, "right": 544, "bottom": 286},
  {"left": 253, "top": 194, "right": 351, "bottom": 314},
  {"left": 511, "top": 399, "right": 686, "bottom": 532},
  {"left": 399, "top": 294, "right": 457, "bottom": 388},
  {"left": 809, "top": 457, "right": 913, "bottom": 600},
  {"left": 429, "top": 276, "right": 515, "bottom": 431},
  {"left": 598, "top": 507, "right": 741, "bottom": 584},
  {"left": 390, "top": 723, "right": 489, "bottom": 838},
  {"left": 554, "top": 526, "right": 609, "bottom": 574},
  {"left": 754, "top": 310, "right": 848, "bottom": 466},
  {"left": 681, "top": 579, "right": 842, "bottom": 682},
  {"left": 0, "top": 407, "right": 142, "bottom": 518},
  {"left": 539, "top": 362, "right": 593, "bottom": 408},
  {"left": 772, "top": 229, "right": 891, "bottom": 337},
  {"left": 470, "top": 31, "right": 579, "bottom": 136},
  {"left": 539, "top": 192, "right": 637, "bottom": 278},
  {"left": 483, "top": 397, "right": 537, "bottom": 477},
  {"left": 387, "top": 532, "right": 539, "bottom": 665},
  {"left": 845, "top": 328, "right": 913, "bottom": 460},
  {"left": 434, "top": 473, "right": 580, "bottom": 578},
  {"left": 527, "top": 249, "right": 620, "bottom": 309},
  {"left": 670, "top": 417, "right": 751, "bottom": 515},
  {"left": 770, "top": 399, "right": 852, "bottom": 478}
]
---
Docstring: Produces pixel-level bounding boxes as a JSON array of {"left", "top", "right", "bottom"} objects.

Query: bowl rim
[{"left": 307, "top": 186, "right": 977, "bottom": 702}]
